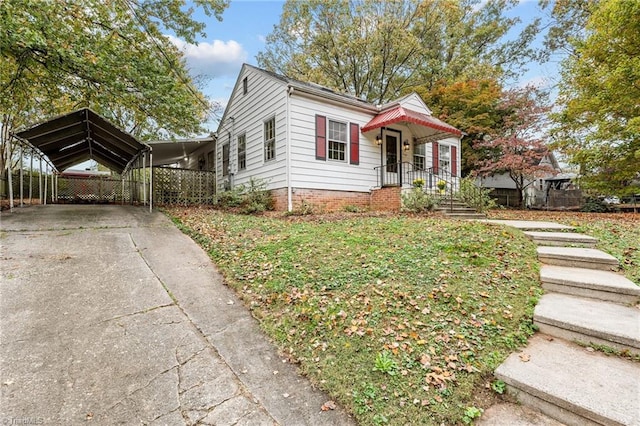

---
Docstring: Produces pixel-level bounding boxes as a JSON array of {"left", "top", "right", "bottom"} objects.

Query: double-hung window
[
  {"left": 413, "top": 143, "right": 426, "bottom": 170},
  {"left": 222, "top": 143, "right": 230, "bottom": 177},
  {"left": 264, "top": 117, "right": 275, "bottom": 161},
  {"left": 328, "top": 120, "right": 347, "bottom": 162},
  {"left": 439, "top": 144, "right": 451, "bottom": 173},
  {"left": 237, "top": 134, "right": 246, "bottom": 170}
]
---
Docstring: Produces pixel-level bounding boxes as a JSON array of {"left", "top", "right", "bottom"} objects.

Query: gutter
[{"left": 286, "top": 87, "right": 294, "bottom": 211}]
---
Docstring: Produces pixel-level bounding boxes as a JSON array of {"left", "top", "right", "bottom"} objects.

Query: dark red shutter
[
  {"left": 451, "top": 145, "right": 457, "bottom": 176},
  {"left": 315, "top": 115, "right": 326, "bottom": 160},
  {"left": 349, "top": 123, "right": 360, "bottom": 165},
  {"left": 432, "top": 142, "right": 439, "bottom": 174}
]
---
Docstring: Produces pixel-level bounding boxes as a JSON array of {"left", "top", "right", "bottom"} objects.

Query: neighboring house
[
  {"left": 215, "top": 64, "right": 462, "bottom": 211},
  {"left": 147, "top": 136, "right": 216, "bottom": 171},
  {"left": 477, "top": 152, "right": 562, "bottom": 207}
]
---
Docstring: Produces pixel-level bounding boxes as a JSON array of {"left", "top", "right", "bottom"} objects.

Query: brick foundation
[
  {"left": 370, "top": 187, "right": 402, "bottom": 211},
  {"left": 269, "top": 187, "right": 372, "bottom": 212}
]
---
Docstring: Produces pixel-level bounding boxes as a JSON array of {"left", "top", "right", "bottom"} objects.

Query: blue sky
[{"left": 172, "top": 0, "right": 560, "bottom": 133}]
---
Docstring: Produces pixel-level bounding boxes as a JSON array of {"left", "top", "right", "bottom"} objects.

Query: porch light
[
  {"left": 403, "top": 139, "right": 410, "bottom": 151},
  {"left": 375, "top": 134, "right": 383, "bottom": 145}
]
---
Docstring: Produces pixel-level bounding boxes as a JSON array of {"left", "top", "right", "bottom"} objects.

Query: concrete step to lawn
[
  {"left": 537, "top": 246, "right": 619, "bottom": 271},
  {"left": 540, "top": 265, "right": 640, "bottom": 305},
  {"left": 443, "top": 212, "right": 487, "bottom": 219},
  {"left": 495, "top": 334, "right": 640, "bottom": 426},
  {"left": 524, "top": 231, "right": 597, "bottom": 247},
  {"left": 481, "top": 220, "right": 575, "bottom": 231},
  {"left": 534, "top": 293, "right": 640, "bottom": 355}
]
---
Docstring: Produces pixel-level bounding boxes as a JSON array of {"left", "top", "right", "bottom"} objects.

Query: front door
[{"left": 385, "top": 132, "right": 399, "bottom": 173}]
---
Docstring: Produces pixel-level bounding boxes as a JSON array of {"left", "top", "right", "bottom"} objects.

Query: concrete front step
[
  {"left": 524, "top": 231, "right": 597, "bottom": 247},
  {"left": 443, "top": 213, "right": 487, "bottom": 219},
  {"left": 534, "top": 293, "right": 640, "bottom": 354},
  {"left": 495, "top": 334, "right": 640, "bottom": 426},
  {"left": 540, "top": 265, "right": 640, "bottom": 305},
  {"left": 481, "top": 220, "right": 575, "bottom": 231},
  {"left": 438, "top": 207, "right": 478, "bottom": 213},
  {"left": 537, "top": 246, "right": 619, "bottom": 271}
]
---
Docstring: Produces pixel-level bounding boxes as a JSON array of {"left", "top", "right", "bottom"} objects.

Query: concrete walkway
[{"left": 0, "top": 205, "right": 354, "bottom": 425}]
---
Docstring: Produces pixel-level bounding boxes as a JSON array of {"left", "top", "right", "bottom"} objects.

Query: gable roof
[
  {"left": 244, "top": 64, "right": 376, "bottom": 112},
  {"left": 362, "top": 105, "right": 462, "bottom": 136},
  {"left": 14, "top": 108, "right": 147, "bottom": 174}
]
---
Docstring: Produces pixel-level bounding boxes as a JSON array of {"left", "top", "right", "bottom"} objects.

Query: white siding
[
  {"left": 216, "top": 66, "right": 288, "bottom": 191},
  {"left": 289, "top": 95, "right": 379, "bottom": 192},
  {"left": 397, "top": 93, "right": 432, "bottom": 114}
]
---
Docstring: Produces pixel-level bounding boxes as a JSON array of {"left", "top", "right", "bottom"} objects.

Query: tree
[
  {"left": 549, "top": 0, "right": 640, "bottom": 195},
  {"left": 0, "top": 0, "right": 228, "bottom": 175},
  {"left": 420, "top": 78, "right": 503, "bottom": 177},
  {"left": 257, "top": 0, "right": 540, "bottom": 104},
  {"left": 473, "top": 86, "right": 554, "bottom": 204}
]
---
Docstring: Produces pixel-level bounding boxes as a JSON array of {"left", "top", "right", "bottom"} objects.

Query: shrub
[
  {"left": 285, "top": 199, "right": 316, "bottom": 216},
  {"left": 343, "top": 204, "right": 365, "bottom": 213},
  {"left": 581, "top": 197, "right": 618, "bottom": 213},
  {"left": 216, "top": 178, "right": 274, "bottom": 214},
  {"left": 401, "top": 188, "right": 439, "bottom": 213},
  {"left": 458, "top": 176, "right": 496, "bottom": 213}
]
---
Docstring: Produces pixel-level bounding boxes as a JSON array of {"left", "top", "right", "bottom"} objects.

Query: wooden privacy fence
[{"left": 152, "top": 167, "right": 216, "bottom": 205}]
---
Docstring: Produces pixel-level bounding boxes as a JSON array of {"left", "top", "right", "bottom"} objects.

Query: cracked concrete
[{"left": 1, "top": 205, "right": 353, "bottom": 425}]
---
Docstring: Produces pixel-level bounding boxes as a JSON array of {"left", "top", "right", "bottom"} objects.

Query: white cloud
[
  {"left": 166, "top": 35, "right": 247, "bottom": 78},
  {"left": 257, "top": 34, "right": 266, "bottom": 43}
]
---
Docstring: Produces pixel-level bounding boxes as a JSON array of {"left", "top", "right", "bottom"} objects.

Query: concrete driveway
[{"left": 0, "top": 205, "right": 353, "bottom": 425}]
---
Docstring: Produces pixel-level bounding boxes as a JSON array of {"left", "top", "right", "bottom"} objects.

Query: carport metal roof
[{"left": 14, "top": 108, "right": 147, "bottom": 174}]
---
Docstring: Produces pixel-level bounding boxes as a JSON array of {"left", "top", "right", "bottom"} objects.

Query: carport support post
[
  {"left": 6, "top": 136, "right": 14, "bottom": 212},
  {"left": 19, "top": 144, "right": 23, "bottom": 206},
  {"left": 142, "top": 152, "right": 146, "bottom": 206},
  {"left": 149, "top": 149, "right": 153, "bottom": 212},
  {"left": 50, "top": 170, "right": 54, "bottom": 203},
  {"left": 39, "top": 157, "right": 43, "bottom": 204},
  {"left": 29, "top": 149, "right": 33, "bottom": 205},
  {"left": 43, "top": 165, "right": 47, "bottom": 205}
]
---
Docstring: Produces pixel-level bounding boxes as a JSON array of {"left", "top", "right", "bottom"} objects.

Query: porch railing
[{"left": 374, "top": 162, "right": 459, "bottom": 191}]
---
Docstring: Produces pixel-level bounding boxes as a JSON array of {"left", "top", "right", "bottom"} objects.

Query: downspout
[{"left": 286, "top": 86, "right": 294, "bottom": 211}]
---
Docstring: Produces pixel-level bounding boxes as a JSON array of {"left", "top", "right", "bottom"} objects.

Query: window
[
  {"left": 222, "top": 143, "right": 230, "bottom": 177},
  {"left": 264, "top": 117, "right": 275, "bottom": 161},
  {"left": 439, "top": 144, "right": 450, "bottom": 173},
  {"left": 237, "top": 133, "right": 246, "bottom": 170},
  {"left": 242, "top": 77, "right": 248, "bottom": 95},
  {"left": 207, "top": 151, "right": 214, "bottom": 171},
  {"left": 413, "top": 143, "right": 426, "bottom": 170},
  {"left": 328, "top": 120, "right": 347, "bottom": 161}
]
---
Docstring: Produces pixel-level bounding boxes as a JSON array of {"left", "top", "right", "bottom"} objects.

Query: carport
[{"left": 7, "top": 108, "right": 153, "bottom": 211}]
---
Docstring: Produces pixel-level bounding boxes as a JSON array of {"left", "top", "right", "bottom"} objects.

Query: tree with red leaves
[{"left": 473, "top": 86, "right": 556, "bottom": 204}]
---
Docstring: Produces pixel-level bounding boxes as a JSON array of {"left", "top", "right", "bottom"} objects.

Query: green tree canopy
[
  {"left": 1, "top": 0, "right": 228, "bottom": 172},
  {"left": 257, "top": 0, "right": 540, "bottom": 104},
  {"left": 550, "top": 0, "right": 640, "bottom": 195}
]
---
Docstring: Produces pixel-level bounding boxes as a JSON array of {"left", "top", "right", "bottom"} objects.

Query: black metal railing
[{"left": 374, "top": 162, "right": 458, "bottom": 189}]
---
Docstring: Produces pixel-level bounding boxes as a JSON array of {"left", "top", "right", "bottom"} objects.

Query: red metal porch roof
[{"left": 362, "top": 106, "right": 462, "bottom": 136}]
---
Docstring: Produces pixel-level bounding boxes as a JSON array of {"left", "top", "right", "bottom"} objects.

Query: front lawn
[{"left": 167, "top": 208, "right": 543, "bottom": 425}]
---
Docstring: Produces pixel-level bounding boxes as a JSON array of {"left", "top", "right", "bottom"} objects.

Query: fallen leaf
[
  {"left": 518, "top": 353, "right": 531, "bottom": 362},
  {"left": 321, "top": 400, "right": 336, "bottom": 411}
]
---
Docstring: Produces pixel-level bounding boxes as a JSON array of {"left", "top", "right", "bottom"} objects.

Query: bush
[
  {"left": 581, "top": 197, "right": 618, "bottom": 213},
  {"left": 343, "top": 204, "right": 365, "bottom": 213},
  {"left": 458, "top": 176, "right": 496, "bottom": 213},
  {"left": 285, "top": 199, "right": 316, "bottom": 216},
  {"left": 216, "top": 178, "right": 274, "bottom": 214},
  {"left": 401, "top": 188, "right": 439, "bottom": 213}
]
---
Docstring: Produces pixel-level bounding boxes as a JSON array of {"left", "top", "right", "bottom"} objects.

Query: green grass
[{"left": 167, "top": 208, "right": 544, "bottom": 425}]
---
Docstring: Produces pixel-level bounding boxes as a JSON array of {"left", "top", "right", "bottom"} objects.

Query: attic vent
[{"left": 242, "top": 77, "right": 248, "bottom": 95}]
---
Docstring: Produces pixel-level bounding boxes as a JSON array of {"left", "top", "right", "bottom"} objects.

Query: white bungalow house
[{"left": 216, "top": 64, "right": 462, "bottom": 211}]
